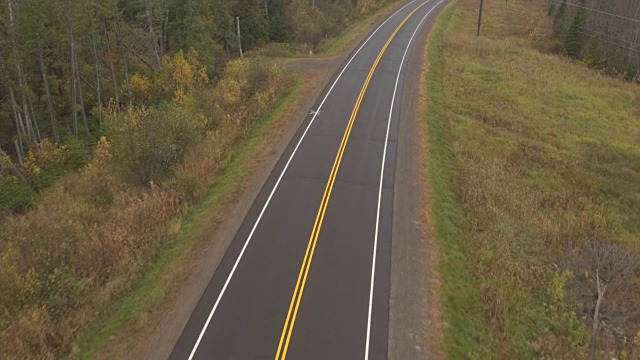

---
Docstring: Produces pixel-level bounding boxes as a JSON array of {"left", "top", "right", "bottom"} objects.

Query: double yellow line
[{"left": 274, "top": 2, "right": 431, "bottom": 359}]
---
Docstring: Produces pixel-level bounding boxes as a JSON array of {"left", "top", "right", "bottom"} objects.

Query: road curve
[{"left": 169, "top": 1, "right": 446, "bottom": 359}]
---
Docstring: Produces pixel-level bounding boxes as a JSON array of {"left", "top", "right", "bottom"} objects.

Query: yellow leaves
[
  {"left": 219, "top": 79, "right": 243, "bottom": 109},
  {"left": 168, "top": 49, "right": 208, "bottom": 89},
  {"left": 635, "top": 330, "right": 640, "bottom": 345},
  {"left": 94, "top": 136, "right": 112, "bottom": 163},
  {"left": 549, "top": 269, "right": 574, "bottom": 303},
  {"left": 172, "top": 51, "right": 194, "bottom": 89},
  {"left": 130, "top": 73, "right": 152, "bottom": 96},
  {"left": 160, "top": 49, "right": 209, "bottom": 105},
  {"left": 107, "top": 98, "right": 119, "bottom": 116},
  {"left": 22, "top": 138, "right": 70, "bottom": 176},
  {"left": 358, "top": 0, "right": 377, "bottom": 16},
  {"left": 173, "top": 87, "right": 187, "bottom": 105}
]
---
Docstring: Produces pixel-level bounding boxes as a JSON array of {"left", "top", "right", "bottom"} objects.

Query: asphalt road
[{"left": 169, "top": 1, "right": 446, "bottom": 359}]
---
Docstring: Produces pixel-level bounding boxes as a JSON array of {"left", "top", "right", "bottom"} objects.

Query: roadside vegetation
[
  {"left": 548, "top": 0, "right": 640, "bottom": 81},
  {"left": 425, "top": 0, "right": 640, "bottom": 359},
  {"left": 0, "top": 0, "right": 399, "bottom": 358}
]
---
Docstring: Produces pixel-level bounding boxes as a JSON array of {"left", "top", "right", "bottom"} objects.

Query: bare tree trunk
[
  {"left": 27, "top": 95, "right": 41, "bottom": 142},
  {"left": 1, "top": 149, "right": 26, "bottom": 184},
  {"left": 9, "top": 88, "right": 25, "bottom": 163},
  {"left": 38, "top": 38, "right": 60, "bottom": 143},
  {"left": 16, "top": 66, "right": 36, "bottom": 144},
  {"left": 146, "top": 2, "right": 162, "bottom": 70},
  {"left": 18, "top": 63, "right": 42, "bottom": 143},
  {"left": 75, "top": 51, "right": 89, "bottom": 137},
  {"left": 13, "top": 139, "right": 24, "bottom": 166},
  {"left": 18, "top": 77, "right": 35, "bottom": 144},
  {"left": 162, "top": 11, "right": 168, "bottom": 60},
  {"left": 67, "top": 0, "right": 78, "bottom": 138},
  {"left": 8, "top": 0, "right": 38, "bottom": 145},
  {"left": 103, "top": 24, "right": 119, "bottom": 109},
  {"left": 92, "top": 33, "right": 103, "bottom": 130},
  {"left": 589, "top": 269, "right": 607, "bottom": 360},
  {"left": 114, "top": 3, "right": 132, "bottom": 107}
]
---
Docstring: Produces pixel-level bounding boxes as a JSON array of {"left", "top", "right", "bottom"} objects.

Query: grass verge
[
  {"left": 424, "top": 0, "right": 640, "bottom": 358},
  {"left": 71, "top": 78, "right": 305, "bottom": 359}
]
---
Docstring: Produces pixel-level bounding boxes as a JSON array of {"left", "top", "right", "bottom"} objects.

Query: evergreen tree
[
  {"left": 268, "top": 0, "right": 287, "bottom": 42},
  {"left": 233, "top": 0, "right": 269, "bottom": 49},
  {"left": 553, "top": 0, "right": 567, "bottom": 35},
  {"left": 565, "top": 0, "right": 587, "bottom": 58}
]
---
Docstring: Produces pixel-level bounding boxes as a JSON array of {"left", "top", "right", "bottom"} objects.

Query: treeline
[
  {"left": 549, "top": 0, "right": 640, "bottom": 80},
  {"left": 0, "top": 0, "right": 394, "bottom": 358},
  {"left": 0, "top": 0, "right": 391, "bottom": 211}
]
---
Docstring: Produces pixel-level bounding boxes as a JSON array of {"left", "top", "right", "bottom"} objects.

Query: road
[{"left": 169, "top": 1, "right": 446, "bottom": 359}]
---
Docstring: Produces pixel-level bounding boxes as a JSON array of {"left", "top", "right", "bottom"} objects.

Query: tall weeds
[
  {"left": 426, "top": 0, "right": 640, "bottom": 358},
  {"left": 0, "top": 55, "right": 293, "bottom": 359}
]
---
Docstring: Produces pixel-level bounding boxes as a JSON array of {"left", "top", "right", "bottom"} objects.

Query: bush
[
  {"left": 0, "top": 53, "right": 293, "bottom": 360},
  {"left": 286, "top": 0, "right": 341, "bottom": 48},
  {"left": 110, "top": 105, "right": 205, "bottom": 186},
  {"left": 0, "top": 176, "right": 36, "bottom": 213}
]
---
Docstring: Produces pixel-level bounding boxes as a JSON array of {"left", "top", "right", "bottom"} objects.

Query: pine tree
[
  {"left": 565, "top": 0, "right": 587, "bottom": 59},
  {"left": 268, "top": 0, "right": 287, "bottom": 42}
]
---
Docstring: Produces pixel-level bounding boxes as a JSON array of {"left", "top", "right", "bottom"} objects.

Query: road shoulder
[
  {"left": 388, "top": 2, "right": 448, "bottom": 359},
  {"left": 102, "top": 3, "right": 415, "bottom": 360}
]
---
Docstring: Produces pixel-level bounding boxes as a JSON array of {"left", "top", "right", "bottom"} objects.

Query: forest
[
  {"left": 0, "top": 0, "right": 376, "bottom": 200},
  {"left": 549, "top": 0, "right": 640, "bottom": 80},
  {"left": 0, "top": 0, "right": 392, "bottom": 358}
]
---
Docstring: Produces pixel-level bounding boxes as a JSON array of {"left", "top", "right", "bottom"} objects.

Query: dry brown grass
[
  {"left": 0, "top": 58, "right": 293, "bottom": 360},
  {"left": 425, "top": 0, "right": 640, "bottom": 358},
  {"left": 87, "top": 67, "right": 326, "bottom": 360}
]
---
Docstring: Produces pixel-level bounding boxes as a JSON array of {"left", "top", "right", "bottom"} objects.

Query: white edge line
[
  {"left": 364, "top": 1, "right": 445, "bottom": 359},
  {"left": 186, "top": 1, "right": 419, "bottom": 358}
]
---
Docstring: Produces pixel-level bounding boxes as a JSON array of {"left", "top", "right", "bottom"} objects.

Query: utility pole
[
  {"left": 477, "top": 0, "right": 484, "bottom": 36},
  {"left": 237, "top": 16, "right": 243, "bottom": 58}
]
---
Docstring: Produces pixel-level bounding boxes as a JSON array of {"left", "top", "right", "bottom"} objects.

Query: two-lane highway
[{"left": 169, "top": 1, "right": 446, "bottom": 358}]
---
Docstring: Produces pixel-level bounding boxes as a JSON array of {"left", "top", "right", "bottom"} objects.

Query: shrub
[{"left": 110, "top": 105, "right": 206, "bottom": 186}]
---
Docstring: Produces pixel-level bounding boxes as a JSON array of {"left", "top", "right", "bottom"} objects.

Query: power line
[
  {"left": 556, "top": 22, "right": 640, "bottom": 53},
  {"left": 550, "top": 0, "right": 640, "bottom": 24},
  {"left": 556, "top": 18, "right": 639, "bottom": 48}
]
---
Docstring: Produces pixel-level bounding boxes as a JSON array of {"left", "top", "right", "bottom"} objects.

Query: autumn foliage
[{"left": 0, "top": 52, "right": 292, "bottom": 359}]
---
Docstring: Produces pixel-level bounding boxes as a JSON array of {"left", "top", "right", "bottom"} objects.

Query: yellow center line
[{"left": 274, "top": 2, "right": 432, "bottom": 359}]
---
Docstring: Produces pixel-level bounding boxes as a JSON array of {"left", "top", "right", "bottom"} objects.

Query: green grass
[
  {"left": 425, "top": 6, "right": 491, "bottom": 359},
  {"left": 72, "top": 79, "right": 304, "bottom": 360},
  {"left": 424, "top": 0, "right": 640, "bottom": 358}
]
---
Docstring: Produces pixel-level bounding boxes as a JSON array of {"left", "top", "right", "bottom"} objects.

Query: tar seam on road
[
  {"left": 185, "top": 2, "right": 418, "bottom": 359},
  {"left": 274, "top": 1, "right": 434, "bottom": 359},
  {"left": 365, "top": 1, "right": 445, "bottom": 359}
]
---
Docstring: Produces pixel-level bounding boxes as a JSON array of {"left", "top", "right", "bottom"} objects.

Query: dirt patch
[{"left": 279, "top": 57, "right": 339, "bottom": 73}]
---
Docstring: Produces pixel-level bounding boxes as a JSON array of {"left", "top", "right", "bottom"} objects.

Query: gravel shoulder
[
  {"left": 388, "top": 2, "right": 447, "bottom": 359},
  {"left": 93, "top": 1, "right": 449, "bottom": 357},
  {"left": 114, "top": 3, "right": 416, "bottom": 360}
]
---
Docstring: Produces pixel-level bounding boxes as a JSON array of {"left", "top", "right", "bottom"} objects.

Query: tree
[
  {"left": 233, "top": 0, "right": 269, "bottom": 49},
  {"left": 565, "top": 0, "right": 587, "bottom": 58},
  {"left": 568, "top": 241, "right": 640, "bottom": 360},
  {"left": 268, "top": 0, "right": 287, "bottom": 41}
]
